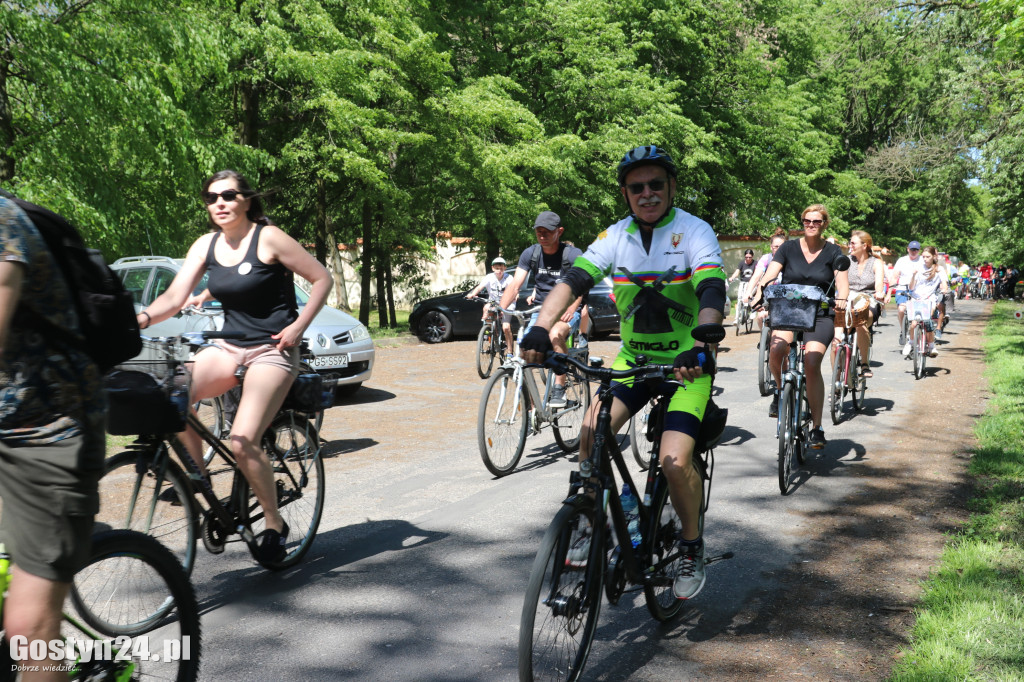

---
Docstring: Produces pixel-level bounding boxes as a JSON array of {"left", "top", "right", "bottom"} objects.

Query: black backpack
[{"left": 10, "top": 197, "right": 141, "bottom": 373}]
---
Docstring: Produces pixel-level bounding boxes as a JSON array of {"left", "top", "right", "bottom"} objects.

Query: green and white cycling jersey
[{"left": 574, "top": 207, "right": 727, "bottom": 365}]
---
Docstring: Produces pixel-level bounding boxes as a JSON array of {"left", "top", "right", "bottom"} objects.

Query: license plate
[{"left": 310, "top": 354, "right": 349, "bottom": 369}]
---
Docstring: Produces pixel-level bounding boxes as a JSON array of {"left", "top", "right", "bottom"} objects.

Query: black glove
[
  {"left": 673, "top": 346, "right": 715, "bottom": 376},
  {"left": 519, "top": 325, "right": 553, "bottom": 354}
]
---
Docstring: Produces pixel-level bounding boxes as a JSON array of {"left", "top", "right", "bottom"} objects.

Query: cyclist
[
  {"left": 903, "top": 246, "right": 949, "bottom": 359},
  {"left": 839, "top": 230, "right": 885, "bottom": 378},
  {"left": 726, "top": 249, "right": 757, "bottom": 326},
  {"left": 980, "top": 261, "right": 994, "bottom": 299},
  {"left": 521, "top": 144, "right": 727, "bottom": 600},
  {"left": 499, "top": 211, "right": 584, "bottom": 408},
  {"left": 465, "top": 256, "right": 516, "bottom": 358},
  {"left": 890, "top": 241, "right": 925, "bottom": 334},
  {"left": 0, "top": 194, "right": 105, "bottom": 681},
  {"left": 746, "top": 229, "right": 787, "bottom": 331},
  {"left": 749, "top": 204, "right": 849, "bottom": 449},
  {"left": 134, "top": 170, "right": 332, "bottom": 563},
  {"left": 957, "top": 261, "right": 971, "bottom": 298}
]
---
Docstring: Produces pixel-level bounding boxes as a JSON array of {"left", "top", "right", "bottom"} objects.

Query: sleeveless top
[
  {"left": 205, "top": 224, "right": 298, "bottom": 346},
  {"left": 848, "top": 256, "right": 879, "bottom": 294}
]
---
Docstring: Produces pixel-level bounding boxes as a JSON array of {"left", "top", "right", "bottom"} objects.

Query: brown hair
[
  {"left": 801, "top": 204, "right": 830, "bottom": 228},
  {"left": 201, "top": 170, "right": 271, "bottom": 230},
  {"left": 850, "top": 230, "right": 874, "bottom": 257},
  {"left": 920, "top": 246, "right": 939, "bottom": 279}
]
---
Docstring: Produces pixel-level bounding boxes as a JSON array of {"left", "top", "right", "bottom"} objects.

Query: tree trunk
[
  {"left": 375, "top": 250, "right": 388, "bottom": 328},
  {"left": 0, "top": 59, "right": 15, "bottom": 183},
  {"left": 358, "top": 199, "right": 373, "bottom": 326},
  {"left": 385, "top": 250, "right": 397, "bottom": 327},
  {"left": 314, "top": 178, "right": 328, "bottom": 264}
]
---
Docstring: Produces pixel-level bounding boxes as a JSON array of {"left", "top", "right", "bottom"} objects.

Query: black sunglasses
[
  {"left": 202, "top": 189, "right": 247, "bottom": 205},
  {"left": 801, "top": 218, "right": 824, "bottom": 226},
  {"left": 625, "top": 179, "right": 667, "bottom": 195}
]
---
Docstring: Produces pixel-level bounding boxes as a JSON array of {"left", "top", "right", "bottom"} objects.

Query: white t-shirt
[
  {"left": 891, "top": 255, "right": 925, "bottom": 289},
  {"left": 479, "top": 271, "right": 511, "bottom": 305}
]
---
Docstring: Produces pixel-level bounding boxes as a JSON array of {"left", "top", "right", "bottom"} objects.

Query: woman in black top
[
  {"left": 135, "top": 170, "right": 332, "bottom": 562},
  {"left": 750, "top": 204, "right": 849, "bottom": 449}
]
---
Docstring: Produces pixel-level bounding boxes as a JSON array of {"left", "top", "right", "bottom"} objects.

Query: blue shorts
[
  {"left": 528, "top": 310, "right": 581, "bottom": 337},
  {"left": 894, "top": 291, "right": 910, "bottom": 305}
]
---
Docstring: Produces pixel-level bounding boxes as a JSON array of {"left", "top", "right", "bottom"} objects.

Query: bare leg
[
  {"left": 660, "top": 431, "right": 701, "bottom": 540},
  {"left": 4, "top": 569, "right": 69, "bottom": 682},
  {"left": 803, "top": 342, "right": 827, "bottom": 429}
]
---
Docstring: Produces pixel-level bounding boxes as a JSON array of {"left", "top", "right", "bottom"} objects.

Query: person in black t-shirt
[{"left": 749, "top": 204, "right": 849, "bottom": 450}]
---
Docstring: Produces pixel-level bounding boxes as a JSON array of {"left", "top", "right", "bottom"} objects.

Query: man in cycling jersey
[
  {"left": 521, "top": 145, "right": 727, "bottom": 600},
  {"left": 890, "top": 240, "right": 925, "bottom": 333},
  {"left": 499, "top": 211, "right": 584, "bottom": 407},
  {"left": 466, "top": 256, "right": 516, "bottom": 357}
]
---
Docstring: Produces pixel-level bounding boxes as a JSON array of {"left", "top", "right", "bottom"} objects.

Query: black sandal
[
  {"left": 255, "top": 522, "right": 290, "bottom": 563},
  {"left": 860, "top": 366, "right": 873, "bottom": 378}
]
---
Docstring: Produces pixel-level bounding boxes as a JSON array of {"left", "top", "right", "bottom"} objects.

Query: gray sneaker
[
  {"left": 548, "top": 384, "right": 567, "bottom": 408},
  {"left": 673, "top": 540, "right": 706, "bottom": 600},
  {"left": 565, "top": 521, "right": 591, "bottom": 568}
]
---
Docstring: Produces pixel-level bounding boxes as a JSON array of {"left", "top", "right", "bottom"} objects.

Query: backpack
[
  {"left": 11, "top": 197, "right": 141, "bottom": 373},
  {"left": 527, "top": 243, "right": 575, "bottom": 278}
]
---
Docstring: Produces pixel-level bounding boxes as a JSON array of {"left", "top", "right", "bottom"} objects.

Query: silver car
[{"left": 111, "top": 256, "right": 374, "bottom": 399}]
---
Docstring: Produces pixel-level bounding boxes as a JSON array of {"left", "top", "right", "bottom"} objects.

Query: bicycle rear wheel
[
  {"left": 478, "top": 368, "right": 528, "bottom": 476},
  {"left": 914, "top": 326, "right": 926, "bottom": 379},
  {"left": 829, "top": 344, "right": 846, "bottom": 425},
  {"left": 96, "top": 449, "right": 198, "bottom": 576},
  {"left": 778, "top": 384, "right": 796, "bottom": 495},
  {"left": 519, "top": 497, "right": 603, "bottom": 682},
  {"left": 69, "top": 529, "right": 202, "bottom": 682},
  {"left": 242, "top": 414, "right": 325, "bottom": 570},
  {"left": 643, "top": 476, "right": 687, "bottom": 621},
  {"left": 553, "top": 370, "right": 590, "bottom": 453},
  {"left": 757, "top": 325, "right": 774, "bottom": 396},
  {"left": 476, "top": 324, "right": 496, "bottom": 379},
  {"left": 849, "top": 333, "right": 864, "bottom": 411}
]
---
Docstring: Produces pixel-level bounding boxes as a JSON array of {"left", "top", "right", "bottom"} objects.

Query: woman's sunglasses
[{"left": 202, "top": 189, "right": 247, "bottom": 205}]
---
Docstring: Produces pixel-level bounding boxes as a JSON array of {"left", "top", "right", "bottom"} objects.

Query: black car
[{"left": 410, "top": 278, "right": 620, "bottom": 343}]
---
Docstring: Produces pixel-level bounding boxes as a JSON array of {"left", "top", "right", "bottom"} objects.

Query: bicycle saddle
[{"left": 696, "top": 398, "right": 728, "bottom": 452}]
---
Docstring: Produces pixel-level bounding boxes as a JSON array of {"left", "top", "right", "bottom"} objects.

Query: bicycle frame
[{"left": 778, "top": 336, "right": 807, "bottom": 438}]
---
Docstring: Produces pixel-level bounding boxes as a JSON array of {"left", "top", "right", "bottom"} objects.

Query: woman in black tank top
[{"left": 130, "top": 170, "right": 332, "bottom": 562}]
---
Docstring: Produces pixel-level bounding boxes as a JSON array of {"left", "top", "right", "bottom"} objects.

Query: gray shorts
[{"left": 0, "top": 420, "right": 104, "bottom": 582}]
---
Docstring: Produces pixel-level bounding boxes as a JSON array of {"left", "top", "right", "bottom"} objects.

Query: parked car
[
  {"left": 110, "top": 256, "right": 374, "bottom": 399},
  {"left": 409, "top": 277, "right": 619, "bottom": 343}
]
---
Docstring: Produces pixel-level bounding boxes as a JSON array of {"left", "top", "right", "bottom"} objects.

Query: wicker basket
[{"left": 765, "top": 284, "right": 826, "bottom": 332}]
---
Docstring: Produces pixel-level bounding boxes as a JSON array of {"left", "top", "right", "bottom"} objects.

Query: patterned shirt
[
  {"left": 573, "top": 207, "right": 726, "bottom": 364},
  {"left": 0, "top": 197, "right": 104, "bottom": 444}
]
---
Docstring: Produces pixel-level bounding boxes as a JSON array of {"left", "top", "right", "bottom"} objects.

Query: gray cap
[{"left": 534, "top": 211, "right": 561, "bottom": 231}]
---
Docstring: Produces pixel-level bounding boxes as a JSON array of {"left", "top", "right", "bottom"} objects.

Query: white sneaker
[
  {"left": 902, "top": 342, "right": 913, "bottom": 358},
  {"left": 926, "top": 344, "right": 938, "bottom": 358},
  {"left": 673, "top": 540, "right": 706, "bottom": 600},
  {"left": 565, "top": 521, "right": 591, "bottom": 568}
]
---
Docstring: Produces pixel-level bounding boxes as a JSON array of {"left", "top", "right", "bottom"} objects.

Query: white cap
[{"left": 491, "top": 257, "right": 506, "bottom": 266}]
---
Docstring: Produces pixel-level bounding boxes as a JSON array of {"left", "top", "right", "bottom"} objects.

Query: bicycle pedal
[{"left": 704, "top": 551, "right": 734, "bottom": 566}]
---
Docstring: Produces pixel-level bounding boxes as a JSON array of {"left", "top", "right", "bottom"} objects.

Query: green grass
[
  {"left": 366, "top": 309, "right": 412, "bottom": 339},
  {"left": 891, "top": 301, "right": 1024, "bottom": 681}
]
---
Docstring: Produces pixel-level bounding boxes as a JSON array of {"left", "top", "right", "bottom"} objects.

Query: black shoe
[
  {"left": 809, "top": 427, "right": 826, "bottom": 449},
  {"left": 768, "top": 393, "right": 779, "bottom": 418},
  {"left": 255, "top": 522, "right": 289, "bottom": 563}
]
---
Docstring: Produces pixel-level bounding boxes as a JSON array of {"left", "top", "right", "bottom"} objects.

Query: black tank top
[{"left": 205, "top": 224, "right": 298, "bottom": 346}]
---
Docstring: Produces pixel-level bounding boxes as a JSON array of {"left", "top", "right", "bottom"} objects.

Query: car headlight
[{"left": 349, "top": 324, "right": 371, "bottom": 342}]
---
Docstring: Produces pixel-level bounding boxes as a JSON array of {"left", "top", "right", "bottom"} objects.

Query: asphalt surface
[{"left": 188, "top": 300, "right": 984, "bottom": 681}]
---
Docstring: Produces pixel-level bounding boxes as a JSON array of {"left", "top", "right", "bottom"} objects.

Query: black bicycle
[
  {"left": 518, "top": 324, "right": 730, "bottom": 682},
  {"left": 476, "top": 295, "right": 509, "bottom": 379},
  {"left": 97, "top": 331, "right": 329, "bottom": 574}
]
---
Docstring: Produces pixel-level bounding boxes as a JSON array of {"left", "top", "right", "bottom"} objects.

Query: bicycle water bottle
[{"left": 620, "top": 484, "right": 641, "bottom": 548}]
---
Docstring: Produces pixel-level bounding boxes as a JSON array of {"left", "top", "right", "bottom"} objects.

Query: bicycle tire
[
  {"left": 829, "top": 344, "right": 845, "bottom": 426},
  {"left": 795, "top": 381, "right": 808, "bottom": 465},
  {"left": 777, "top": 383, "right": 796, "bottom": 495},
  {"left": 757, "top": 325, "right": 774, "bottom": 396},
  {"left": 69, "top": 529, "right": 202, "bottom": 682},
  {"left": 914, "top": 325, "right": 926, "bottom": 380},
  {"left": 96, "top": 449, "right": 199, "bottom": 576},
  {"left": 643, "top": 476, "right": 687, "bottom": 621},
  {"left": 239, "top": 414, "right": 325, "bottom": 570},
  {"left": 194, "top": 396, "right": 225, "bottom": 466},
  {"left": 478, "top": 368, "right": 528, "bottom": 477},
  {"left": 744, "top": 308, "right": 754, "bottom": 335},
  {"left": 850, "top": 333, "right": 863, "bottom": 411},
  {"left": 518, "top": 497, "right": 603, "bottom": 682},
  {"left": 553, "top": 370, "right": 590, "bottom": 453},
  {"left": 476, "top": 324, "right": 496, "bottom": 380},
  {"left": 629, "top": 399, "right": 656, "bottom": 469}
]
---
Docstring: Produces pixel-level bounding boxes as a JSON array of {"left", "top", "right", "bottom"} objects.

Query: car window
[
  {"left": 149, "top": 267, "right": 177, "bottom": 305},
  {"left": 120, "top": 268, "right": 151, "bottom": 306}
]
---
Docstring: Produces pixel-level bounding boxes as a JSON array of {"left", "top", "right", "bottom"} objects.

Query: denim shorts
[{"left": 528, "top": 310, "right": 581, "bottom": 337}]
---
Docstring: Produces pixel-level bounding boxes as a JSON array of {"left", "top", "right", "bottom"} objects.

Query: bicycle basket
[
  {"left": 105, "top": 369, "right": 189, "bottom": 435},
  {"left": 765, "top": 284, "right": 825, "bottom": 332},
  {"left": 281, "top": 373, "right": 333, "bottom": 414}
]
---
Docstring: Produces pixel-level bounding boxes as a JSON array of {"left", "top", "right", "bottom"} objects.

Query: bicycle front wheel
[
  {"left": 629, "top": 399, "right": 656, "bottom": 469},
  {"left": 96, "top": 449, "right": 198, "bottom": 576},
  {"left": 778, "top": 384, "right": 796, "bottom": 495},
  {"left": 643, "top": 476, "right": 686, "bottom": 621},
  {"left": 553, "top": 370, "right": 590, "bottom": 453},
  {"left": 478, "top": 368, "right": 528, "bottom": 476},
  {"left": 243, "top": 414, "right": 326, "bottom": 570},
  {"left": 849, "top": 333, "right": 863, "bottom": 411},
  {"left": 829, "top": 344, "right": 845, "bottom": 426},
  {"left": 913, "top": 326, "right": 925, "bottom": 380},
  {"left": 519, "top": 497, "right": 603, "bottom": 682},
  {"left": 477, "top": 324, "right": 496, "bottom": 379},
  {"left": 69, "top": 529, "right": 202, "bottom": 682},
  {"left": 757, "top": 325, "right": 774, "bottom": 396},
  {"left": 194, "top": 396, "right": 225, "bottom": 466}
]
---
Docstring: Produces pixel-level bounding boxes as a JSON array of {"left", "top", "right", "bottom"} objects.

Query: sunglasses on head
[
  {"left": 202, "top": 189, "right": 246, "bottom": 205},
  {"left": 625, "top": 179, "right": 667, "bottom": 195}
]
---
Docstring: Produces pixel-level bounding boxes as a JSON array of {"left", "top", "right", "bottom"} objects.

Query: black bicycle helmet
[{"left": 616, "top": 145, "right": 678, "bottom": 186}]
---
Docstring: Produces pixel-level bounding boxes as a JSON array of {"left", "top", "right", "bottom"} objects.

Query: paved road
[{"left": 190, "top": 300, "right": 984, "bottom": 681}]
